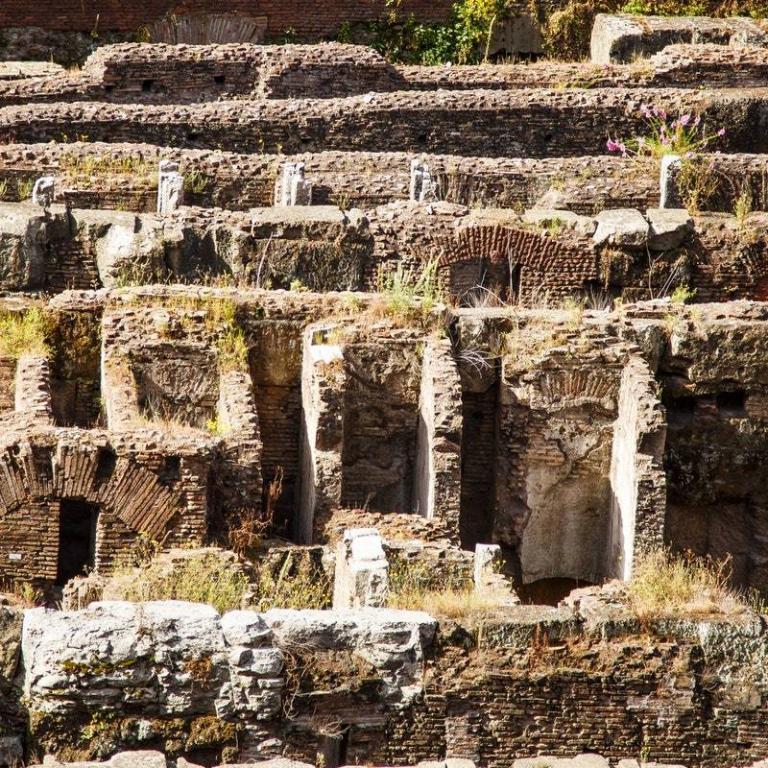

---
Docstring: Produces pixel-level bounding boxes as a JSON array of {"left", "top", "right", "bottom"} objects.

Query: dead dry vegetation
[
  {"left": 386, "top": 557, "right": 504, "bottom": 619},
  {"left": 628, "top": 548, "right": 754, "bottom": 620},
  {"left": 104, "top": 545, "right": 331, "bottom": 614}
]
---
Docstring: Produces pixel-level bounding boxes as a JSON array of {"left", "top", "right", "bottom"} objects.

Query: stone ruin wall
[
  {"left": 0, "top": 1, "right": 453, "bottom": 53},
  {"left": 2, "top": 25, "right": 768, "bottom": 768},
  {"left": 0, "top": 596, "right": 768, "bottom": 767}
]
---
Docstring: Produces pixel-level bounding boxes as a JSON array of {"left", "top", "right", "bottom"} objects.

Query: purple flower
[
  {"left": 606, "top": 138, "right": 627, "bottom": 155},
  {"left": 652, "top": 106, "right": 667, "bottom": 120},
  {"left": 641, "top": 104, "right": 652, "bottom": 119},
  {"left": 717, "top": 127, "right": 726, "bottom": 137},
  {"left": 677, "top": 113, "right": 691, "bottom": 127}
]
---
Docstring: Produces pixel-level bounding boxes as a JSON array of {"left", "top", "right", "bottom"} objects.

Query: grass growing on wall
[
  {"left": 108, "top": 548, "right": 251, "bottom": 614},
  {"left": 0, "top": 308, "right": 50, "bottom": 360},
  {"left": 105, "top": 545, "right": 331, "bottom": 613},
  {"left": 386, "top": 557, "right": 499, "bottom": 618},
  {"left": 628, "top": 548, "right": 751, "bottom": 620}
]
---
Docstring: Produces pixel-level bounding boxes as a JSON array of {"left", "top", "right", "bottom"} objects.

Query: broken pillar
[
  {"left": 410, "top": 158, "right": 436, "bottom": 203},
  {"left": 31, "top": 176, "right": 55, "bottom": 209},
  {"left": 474, "top": 543, "right": 503, "bottom": 591},
  {"left": 278, "top": 162, "right": 313, "bottom": 206},
  {"left": 14, "top": 356, "right": 53, "bottom": 424},
  {"left": 333, "top": 528, "right": 389, "bottom": 609},
  {"left": 157, "top": 160, "right": 184, "bottom": 215},
  {"left": 659, "top": 154, "right": 683, "bottom": 209},
  {"left": 412, "top": 338, "right": 463, "bottom": 530},
  {"left": 474, "top": 543, "right": 520, "bottom": 605}
]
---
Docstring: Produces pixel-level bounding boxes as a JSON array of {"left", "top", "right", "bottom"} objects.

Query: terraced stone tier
[{"left": 0, "top": 87, "right": 760, "bottom": 157}]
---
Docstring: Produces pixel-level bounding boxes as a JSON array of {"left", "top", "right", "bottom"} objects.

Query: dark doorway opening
[
  {"left": 56, "top": 499, "right": 98, "bottom": 586},
  {"left": 517, "top": 577, "right": 597, "bottom": 606}
]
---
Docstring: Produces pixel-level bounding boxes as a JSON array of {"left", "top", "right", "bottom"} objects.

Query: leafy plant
[
  {"left": 670, "top": 284, "right": 696, "bottom": 305},
  {"left": 364, "top": 0, "right": 512, "bottom": 64},
  {"left": 375, "top": 257, "right": 442, "bottom": 323},
  {"left": 184, "top": 169, "right": 211, "bottom": 195},
  {"left": 15, "top": 178, "right": 34, "bottom": 200},
  {"left": 218, "top": 326, "right": 248, "bottom": 373}
]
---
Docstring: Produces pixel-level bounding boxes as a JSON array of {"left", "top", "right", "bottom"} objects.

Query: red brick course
[{"left": 0, "top": 1, "right": 454, "bottom": 38}]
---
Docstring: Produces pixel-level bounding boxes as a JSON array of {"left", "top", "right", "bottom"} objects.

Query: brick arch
[
  {"left": 0, "top": 436, "right": 181, "bottom": 540},
  {"left": 534, "top": 368, "right": 621, "bottom": 410},
  {"left": 432, "top": 224, "right": 597, "bottom": 300},
  {"left": 148, "top": 9, "right": 268, "bottom": 44}
]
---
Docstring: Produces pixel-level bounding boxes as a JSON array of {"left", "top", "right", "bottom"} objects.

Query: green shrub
[{"left": 375, "top": 257, "right": 442, "bottom": 323}]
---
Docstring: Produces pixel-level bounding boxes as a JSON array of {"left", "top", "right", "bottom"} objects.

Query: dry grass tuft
[
  {"left": 628, "top": 548, "right": 748, "bottom": 620},
  {"left": 106, "top": 548, "right": 250, "bottom": 614},
  {"left": 247, "top": 550, "right": 332, "bottom": 611},
  {"left": 386, "top": 558, "right": 499, "bottom": 619},
  {"left": 0, "top": 308, "right": 50, "bottom": 360}
]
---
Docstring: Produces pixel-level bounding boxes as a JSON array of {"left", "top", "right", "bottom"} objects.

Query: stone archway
[
  {"left": 435, "top": 222, "right": 597, "bottom": 304},
  {"left": 0, "top": 433, "right": 183, "bottom": 584}
]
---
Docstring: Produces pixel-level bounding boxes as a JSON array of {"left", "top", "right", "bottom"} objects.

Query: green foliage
[
  {"left": 218, "top": 326, "right": 248, "bottom": 373},
  {"left": 615, "top": 0, "right": 768, "bottom": 18},
  {"left": 376, "top": 257, "right": 442, "bottom": 323},
  {"left": 60, "top": 153, "right": 157, "bottom": 188},
  {"left": 206, "top": 416, "right": 231, "bottom": 437},
  {"left": 206, "top": 299, "right": 249, "bottom": 373},
  {"left": 608, "top": 106, "right": 724, "bottom": 161},
  {"left": 670, "top": 284, "right": 696, "bottom": 305},
  {"left": 15, "top": 178, "right": 34, "bottom": 200},
  {"left": 363, "top": 0, "right": 511, "bottom": 64},
  {"left": 0, "top": 308, "right": 50, "bottom": 360},
  {"left": 183, "top": 169, "right": 211, "bottom": 195}
]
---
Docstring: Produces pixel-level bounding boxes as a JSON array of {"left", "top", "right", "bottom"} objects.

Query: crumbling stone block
[
  {"left": 333, "top": 528, "right": 389, "bottom": 609},
  {"left": 522, "top": 208, "right": 596, "bottom": 237},
  {"left": 474, "top": 543, "right": 503, "bottom": 590},
  {"left": 591, "top": 13, "right": 768, "bottom": 64},
  {"left": 592, "top": 208, "right": 649, "bottom": 246},
  {"left": 278, "top": 162, "right": 312, "bottom": 206},
  {"left": 410, "top": 158, "right": 436, "bottom": 203},
  {"left": 659, "top": 154, "right": 683, "bottom": 210},
  {"left": 647, "top": 207, "right": 693, "bottom": 251}
]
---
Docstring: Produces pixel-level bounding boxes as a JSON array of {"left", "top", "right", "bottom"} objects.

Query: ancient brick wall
[
  {"left": 0, "top": 0, "right": 453, "bottom": 39},
  {"left": 0, "top": 88, "right": 761, "bottom": 158}
]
